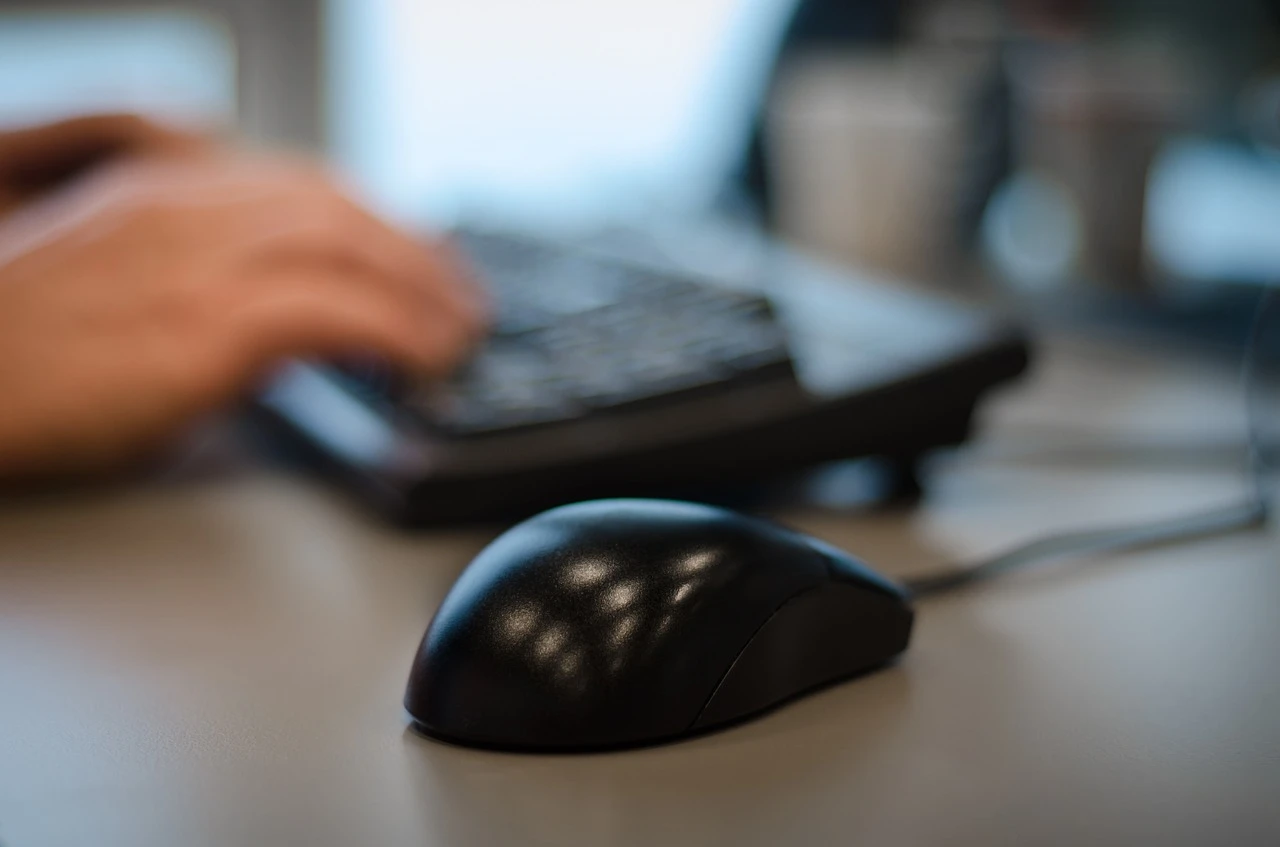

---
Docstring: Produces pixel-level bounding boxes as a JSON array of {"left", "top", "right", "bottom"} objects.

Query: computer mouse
[{"left": 404, "top": 499, "right": 914, "bottom": 751}]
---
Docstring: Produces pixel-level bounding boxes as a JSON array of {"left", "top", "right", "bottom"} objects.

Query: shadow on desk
[{"left": 394, "top": 609, "right": 1025, "bottom": 847}]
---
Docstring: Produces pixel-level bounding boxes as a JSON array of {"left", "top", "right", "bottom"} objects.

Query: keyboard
[
  {"left": 253, "top": 223, "right": 1031, "bottom": 524},
  {"left": 341, "top": 230, "right": 798, "bottom": 436}
]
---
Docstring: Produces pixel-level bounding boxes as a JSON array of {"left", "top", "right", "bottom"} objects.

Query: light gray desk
[{"left": 2, "top": 334, "right": 1278, "bottom": 847}]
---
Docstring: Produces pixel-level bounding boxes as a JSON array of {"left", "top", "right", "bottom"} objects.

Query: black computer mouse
[{"left": 404, "top": 499, "right": 914, "bottom": 751}]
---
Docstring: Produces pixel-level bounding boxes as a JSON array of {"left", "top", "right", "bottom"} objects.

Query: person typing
[{"left": 0, "top": 114, "right": 486, "bottom": 477}]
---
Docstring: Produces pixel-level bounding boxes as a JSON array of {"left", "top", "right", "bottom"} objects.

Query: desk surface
[{"left": 2, "top": 333, "right": 1278, "bottom": 847}]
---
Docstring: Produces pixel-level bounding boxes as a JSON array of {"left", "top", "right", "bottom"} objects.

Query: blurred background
[{"left": 2, "top": 0, "right": 1279, "bottom": 344}]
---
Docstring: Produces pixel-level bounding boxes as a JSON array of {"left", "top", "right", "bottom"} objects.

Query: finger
[
  {"left": 0, "top": 113, "right": 210, "bottom": 169},
  {"left": 230, "top": 190, "right": 489, "bottom": 336},
  {"left": 233, "top": 226, "right": 464, "bottom": 351},
  {"left": 0, "top": 185, "right": 23, "bottom": 219},
  {"left": 339, "top": 200, "right": 490, "bottom": 332},
  {"left": 432, "top": 232, "right": 493, "bottom": 325},
  {"left": 18, "top": 113, "right": 212, "bottom": 155},
  {"left": 220, "top": 265, "right": 475, "bottom": 388},
  {"left": 56, "top": 154, "right": 485, "bottom": 341},
  {"left": 275, "top": 182, "right": 489, "bottom": 334},
  {"left": 218, "top": 156, "right": 488, "bottom": 333},
  {"left": 0, "top": 113, "right": 215, "bottom": 206},
  {"left": 46, "top": 158, "right": 479, "bottom": 354}
]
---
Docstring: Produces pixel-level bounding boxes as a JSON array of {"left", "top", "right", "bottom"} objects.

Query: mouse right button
[{"left": 692, "top": 583, "right": 914, "bottom": 731}]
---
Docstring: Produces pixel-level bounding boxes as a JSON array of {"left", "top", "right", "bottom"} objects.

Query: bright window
[
  {"left": 0, "top": 10, "right": 234, "bottom": 130},
  {"left": 327, "top": 0, "right": 796, "bottom": 227}
]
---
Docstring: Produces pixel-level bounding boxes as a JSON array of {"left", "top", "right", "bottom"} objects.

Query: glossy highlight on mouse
[{"left": 404, "top": 499, "right": 914, "bottom": 751}]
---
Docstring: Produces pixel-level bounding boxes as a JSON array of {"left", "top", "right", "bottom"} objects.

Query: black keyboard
[
  {"left": 344, "top": 230, "right": 797, "bottom": 436},
  {"left": 254, "top": 224, "right": 1031, "bottom": 524}
]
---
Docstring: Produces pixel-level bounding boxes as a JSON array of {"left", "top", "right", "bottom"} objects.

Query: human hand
[
  {"left": 0, "top": 153, "right": 486, "bottom": 477},
  {"left": 0, "top": 112, "right": 211, "bottom": 220}
]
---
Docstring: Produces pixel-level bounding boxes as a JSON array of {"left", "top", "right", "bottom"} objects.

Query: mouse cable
[{"left": 903, "top": 289, "right": 1276, "bottom": 599}]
